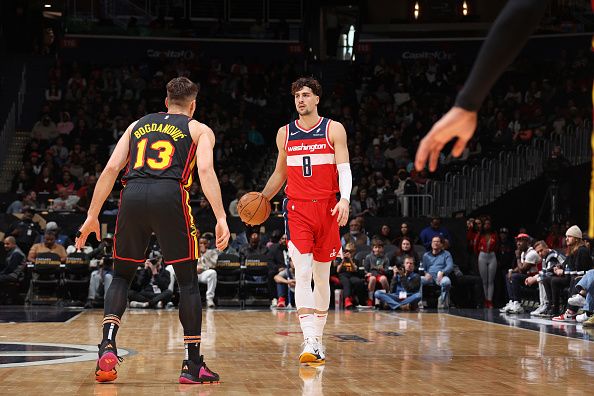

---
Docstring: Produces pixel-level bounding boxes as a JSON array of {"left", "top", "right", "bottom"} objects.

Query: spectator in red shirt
[
  {"left": 474, "top": 217, "right": 499, "bottom": 308},
  {"left": 545, "top": 222, "right": 564, "bottom": 250}
]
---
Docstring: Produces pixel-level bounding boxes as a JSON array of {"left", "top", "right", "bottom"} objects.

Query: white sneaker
[
  {"left": 568, "top": 294, "right": 586, "bottom": 307},
  {"left": 156, "top": 301, "right": 163, "bottom": 309},
  {"left": 530, "top": 304, "right": 548, "bottom": 317},
  {"left": 315, "top": 338, "right": 326, "bottom": 362},
  {"left": 500, "top": 300, "right": 514, "bottom": 313},
  {"left": 130, "top": 301, "right": 149, "bottom": 308},
  {"left": 270, "top": 298, "right": 278, "bottom": 308},
  {"left": 207, "top": 299, "right": 215, "bottom": 308},
  {"left": 508, "top": 301, "right": 524, "bottom": 314},
  {"left": 299, "top": 337, "right": 322, "bottom": 364},
  {"left": 576, "top": 312, "right": 592, "bottom": 323},
  {"left": 166, "top": 301, "right": 175, "bottom": 309}
]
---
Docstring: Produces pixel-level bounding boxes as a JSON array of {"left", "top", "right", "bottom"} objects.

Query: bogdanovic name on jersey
[
  {"left": 134, "top": 123, "right": 188, "bottom": 141},
  {"left": 287, "top": 142, "right": 327, "bottom": 153}
]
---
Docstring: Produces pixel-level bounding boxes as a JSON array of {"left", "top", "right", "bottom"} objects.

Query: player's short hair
[
  {"left": 291, "top": 77, "right": 322, "bottom": 97},
  {"left": 166, "top": 77, "right": 199, "bottom": 106}
]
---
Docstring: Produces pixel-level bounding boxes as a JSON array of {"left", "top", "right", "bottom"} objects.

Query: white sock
[
  {"left": 314, "top": 312, "right": 327, "bottom": 342},
  {"left": 299, "top": 313, "right": 316, "bottom": 340}
]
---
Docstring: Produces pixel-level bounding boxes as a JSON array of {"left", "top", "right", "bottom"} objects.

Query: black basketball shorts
[{"left": 113, "top": 178, "right": 198, "bottom": 264}]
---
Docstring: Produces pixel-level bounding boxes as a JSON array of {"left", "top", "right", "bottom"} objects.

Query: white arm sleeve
[{"left": 337, "top": 163, "right": 352, "bottom": 202}]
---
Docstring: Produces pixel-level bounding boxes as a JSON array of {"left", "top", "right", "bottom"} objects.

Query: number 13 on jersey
[{"left": 133, "top": 138, "right": 176, "bottom": 170}]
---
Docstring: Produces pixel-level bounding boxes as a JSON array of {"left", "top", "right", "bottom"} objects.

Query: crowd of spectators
[{"left": 1, "top": 42, "right": 592, "bottom": 315}]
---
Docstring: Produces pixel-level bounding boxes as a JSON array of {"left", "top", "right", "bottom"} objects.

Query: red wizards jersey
[{"left": 284, "top": 117, "right": 339, "bottom": 200}]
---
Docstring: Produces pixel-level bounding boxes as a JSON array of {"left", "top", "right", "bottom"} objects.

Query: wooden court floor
[{"left": 0, "top": 308, "right": 593, "bottom": 395}]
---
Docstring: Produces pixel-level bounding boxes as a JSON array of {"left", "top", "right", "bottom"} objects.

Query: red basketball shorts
[{"left": 282, "top": 197, "right": 342, "bottom": 262}]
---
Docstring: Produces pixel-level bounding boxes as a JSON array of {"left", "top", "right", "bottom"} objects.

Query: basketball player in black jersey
[{"left": 75, "top": 77, "right": 230, "bottom": 384}]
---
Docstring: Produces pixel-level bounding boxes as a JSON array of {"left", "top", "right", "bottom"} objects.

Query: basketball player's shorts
[
  {"left": 113, "top": 178, "right": 198, "bottom": 265},
  {"left": 282, "top": 197, "right": 342, "bottom": 262}
]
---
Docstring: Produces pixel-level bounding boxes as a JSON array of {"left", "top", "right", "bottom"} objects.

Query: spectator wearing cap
[
  {"left": 419, "top": 216, "right": 451, "bottom": 251},
  {"left": 551, "top": 226, "right": 593, "bottom": 322},
  {"left": 513, "top": 233, "right": 532, "bottom": 269},
  {"left": 421, "top": 236, "right": 454, "bottom": 309},
  {"left": 500, "top": 249, "right": 540, "bottom": 314},
  {"left": 27, "top": 230, "right": 67, "bottom": 263}
]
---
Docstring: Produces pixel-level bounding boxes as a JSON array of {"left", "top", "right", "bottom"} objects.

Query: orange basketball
[{"left": 238, "top": 192, "right": 271, "bottom": 225}]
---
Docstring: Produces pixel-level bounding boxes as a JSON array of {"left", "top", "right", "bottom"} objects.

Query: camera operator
[
  {"left": 84, "top": 234, "right": 115, "bottom": 308},
  {"left": 128, "top": 251, "right": 172, "bottom": 309}
]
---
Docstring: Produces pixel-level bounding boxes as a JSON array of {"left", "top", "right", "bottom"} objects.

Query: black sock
[
  {"left": 174, "top": 261, "right": 203, "bottom": 365},
  {"left": 101, "top": 263, "right": 137, "bottom": 345},
  {"left": 102, "top": 314, "right": 121, "bottom": 343},
  {"left": 184, "top": 337, "right": 201, "bottom": 363}
]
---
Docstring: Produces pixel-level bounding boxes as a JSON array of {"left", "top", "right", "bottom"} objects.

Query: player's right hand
[
  {"left": 414, "top": 106, "right": 477, "bottom": 172},
  {"left": 75, "top": 215, "right": 101, "bottom": 250},
  {"left": 214, "top": 218, "right": 230, "bottom": 251}
]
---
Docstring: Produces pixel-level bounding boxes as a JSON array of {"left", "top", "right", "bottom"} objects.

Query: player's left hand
[
  {"left": 75, "top": 216, "right": 101, "bottom": 249},
  {"left": 331, "top": 198, "right": 350, "bottom": 227}
]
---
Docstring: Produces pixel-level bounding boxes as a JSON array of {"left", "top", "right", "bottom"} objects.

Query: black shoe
[
  {"left": 179, "top": 356, "right": 220, "bottom": 384},
  {"left": 84, "top": 299, "right": 94, "bottom": 309}
]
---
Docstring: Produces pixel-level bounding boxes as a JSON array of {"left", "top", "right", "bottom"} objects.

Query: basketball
[{"left": 237, "top": 192, "right": 271, "bottom": 225}]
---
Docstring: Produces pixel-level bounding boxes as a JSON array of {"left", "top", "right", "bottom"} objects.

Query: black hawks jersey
[{"left": 122, "top": 113, "right": 196, "bottom": 188}]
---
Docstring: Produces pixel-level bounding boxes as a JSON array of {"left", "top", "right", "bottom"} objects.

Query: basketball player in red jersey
[
  {"left": 76, "top": 77, "right": 230, "bottom": 384},
  {"left": 260, "top": 77, "right": 351, "bottom": 365}
]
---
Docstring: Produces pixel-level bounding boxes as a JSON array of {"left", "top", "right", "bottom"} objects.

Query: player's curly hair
[
  {"left": 166, "top": 77, "right": 199, "bottom": 105},
  {"left": 291, "top": 77, "right": 322, "bottom": 97}
]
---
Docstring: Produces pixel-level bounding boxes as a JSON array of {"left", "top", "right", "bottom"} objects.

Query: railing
[
  {"left": 396, "top": 194, "right": 434, "bottom": 218},
  {"left": 0, "top": 67, "right": 26, "bottom": 165},
  {"left": 66, "top": 0, "right": 303, "bottom": 23},
  {"left": 425, "top": 121, "right": 592, "bottom": 217}
]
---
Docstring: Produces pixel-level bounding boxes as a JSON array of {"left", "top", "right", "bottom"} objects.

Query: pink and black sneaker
[
  {"left": 179, "top": 356, "right": 220, "bottom": 384},
  {"left": 95, "top": 340, "right": 123, "bottom": 382}
]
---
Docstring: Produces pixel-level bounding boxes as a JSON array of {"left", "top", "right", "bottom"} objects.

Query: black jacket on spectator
[
  {"left": 8, "top": 219, "right": 41, "bottom": 254},
  {"left": 239, "top": 245, "right": 269, "bottom": 262},
  {"left": 564, "top": 245, "right": 592, "bottom": 276},
  {"left": 1, "top": 246, "right": 25, "bottom": 277},
  {"left": 131, "top": 267, "right": 170, "bottom": 294},
  {"left": 268, "top": 243, "right": 288, "bottom": 271},
  {"left": 389, "top": 271, "right": 420, "bottom": 294}
]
